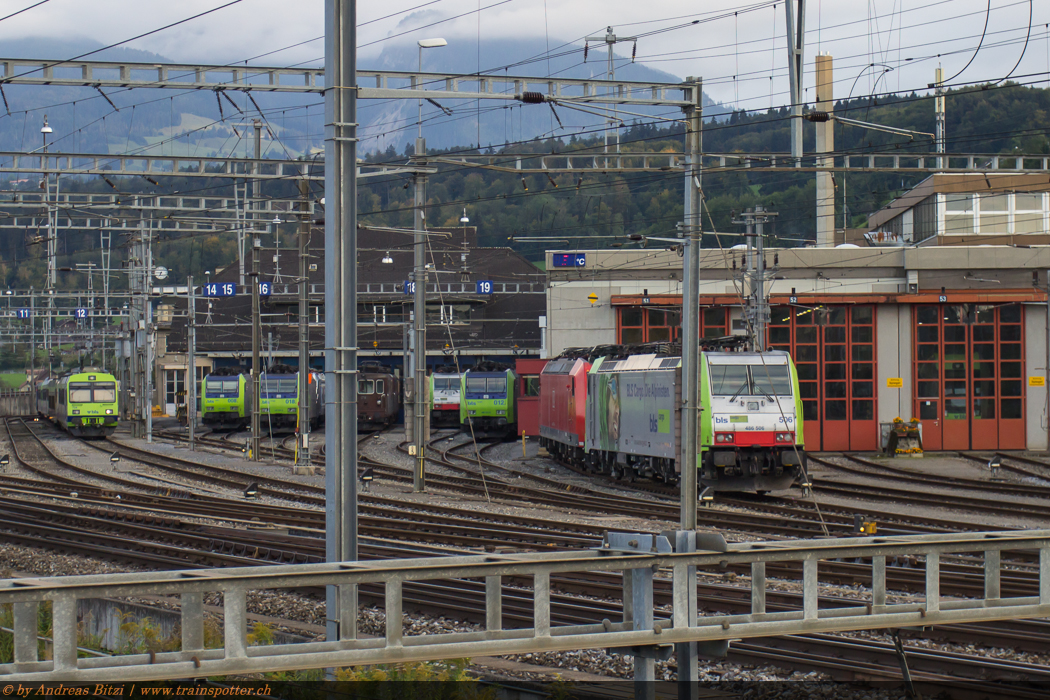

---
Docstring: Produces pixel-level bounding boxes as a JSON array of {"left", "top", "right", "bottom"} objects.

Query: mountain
[
  {"left": 0, "top": 38, "right": 321, "bottom": 158},
  {"left": 359, "top": 37, "right": 729, "bottom": 155}
]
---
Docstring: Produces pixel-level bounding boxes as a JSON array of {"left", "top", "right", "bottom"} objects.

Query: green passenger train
[
  {"left": 459, "top": 363, "right": 518, "bottom": 437},
  {"left": 36, "top": 369, "right": 120, "bottom": 437}
]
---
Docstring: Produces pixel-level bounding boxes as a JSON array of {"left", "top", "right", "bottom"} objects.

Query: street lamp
[{"left": 417, "top": 38, "right": 448, "bottom": 140}]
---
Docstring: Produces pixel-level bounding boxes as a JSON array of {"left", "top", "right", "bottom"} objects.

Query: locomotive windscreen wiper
[{"left": 729, "top": 383, "right": 749, "bottom": 402}]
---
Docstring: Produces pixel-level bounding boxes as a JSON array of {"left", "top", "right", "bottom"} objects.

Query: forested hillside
[{"left": 3, "top": 80, "right": 1048, "bottom": 289}]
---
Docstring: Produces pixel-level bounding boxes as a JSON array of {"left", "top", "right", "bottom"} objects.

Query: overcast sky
[{"left": 1, "top": 0, "right": 1048, "bottom": 109}]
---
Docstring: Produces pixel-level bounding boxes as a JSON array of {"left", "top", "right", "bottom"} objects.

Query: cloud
[{"left": 0, "top": 0, "right": 1045, "bottom": 111}]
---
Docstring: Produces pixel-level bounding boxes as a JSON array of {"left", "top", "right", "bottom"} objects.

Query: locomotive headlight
[
  {"left": 715, "top": 432, "right": 734, "bottom": 443},
  {"left": 496, "top": 410, "right": 505, "bottom": 415},
  {"left": 776, "top": 432, "right": 794, "bottom": 442},
  {"left": 71, "top": 410, "right": 80, "bottom": 415},
  {"left": 105, "top": 409, "right": 113, "bottom": 415}
]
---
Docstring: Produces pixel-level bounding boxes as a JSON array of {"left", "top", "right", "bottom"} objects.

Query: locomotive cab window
[
  {"left": 69, "top": 383, "right": 92, "bottom": 403},
  {"left": 434, "top": 377, "right": 457, "bottom": 391},
  {"left": 709, "top": 365, "right": 749, "bottom": 396},
  {"left": 205, "top": 378, "right": 239, "bottom": 398},
  {"left": 375, "top": 380, "right": 385, "bottom": 394},
  {"left": 709, "top": 362, "right": 793, "bottom": 397},
  {"left": 359, "top": 380, "right": 375, "bottom": 395},
  {"left": 467, "top": 376, "right": 506, "bottom": 393},
  {"left": 523, "top": 375, "right": 540, "bottom": 396},
  {"left": 262, "top": 377, "right": 298, "bottom": 398},
  {"left": 751, "top": 365, "right": 793, "bottom": 396},
  {"left": 92, "top": 383, "right": 116, "bottom": 402}
]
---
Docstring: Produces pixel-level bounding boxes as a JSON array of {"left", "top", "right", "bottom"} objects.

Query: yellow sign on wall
[
  {"left": 1030, "top": 376, "right": 1046, "bottom": 387},
  {"left": 587, "top": 293, "right": 598, "bottom": 304},
  {"left": 887, "top": 377, "right": 903, "bottom": 388}
]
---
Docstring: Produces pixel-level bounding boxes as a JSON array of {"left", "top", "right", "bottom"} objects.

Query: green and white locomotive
[
  {"left": 581, "top": 345, "right": 805, "bottom": 492},
  {"left": 36, "top": 369, "right": 120, "bottom": 437}
]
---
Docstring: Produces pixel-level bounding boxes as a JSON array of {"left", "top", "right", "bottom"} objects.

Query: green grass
[{"left": 0, "top": 373, "right": 25, "bottom": 390}]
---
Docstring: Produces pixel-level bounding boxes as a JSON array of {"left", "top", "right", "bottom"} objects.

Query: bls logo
[
  {"left": 649, "top": 414, "right": 658, "bottom": 432},
  {"left": 714, "top": 416, "right": 729, "bottom": 424}
]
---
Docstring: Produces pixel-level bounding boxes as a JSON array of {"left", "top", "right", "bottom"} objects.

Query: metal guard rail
[{"left": 2, "top": 529, "right": 1049, "bottom": 681}]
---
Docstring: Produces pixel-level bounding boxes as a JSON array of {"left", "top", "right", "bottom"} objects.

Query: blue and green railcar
[
  {"left": 36, "top": 370, "right": 120, "bottom": 437},
  {"left": 460, "top": 364, "right": 517, "bottom": 437}
]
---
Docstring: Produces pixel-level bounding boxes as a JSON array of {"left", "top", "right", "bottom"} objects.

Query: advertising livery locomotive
[{"left": 539, "top": 342, "right": 805, "bottom": 493}]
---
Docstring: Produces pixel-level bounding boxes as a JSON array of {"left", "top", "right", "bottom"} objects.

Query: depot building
[{"left": 545, "top": 242, "right": 1050, "bottom": 453}]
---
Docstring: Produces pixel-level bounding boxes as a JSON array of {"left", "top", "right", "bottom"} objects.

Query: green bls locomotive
[
  {"left": 201, "top": 369, "right": 251, "bottom": 430},
  {"left": 460, "top": 363, "right": 517, "bottom": 437},
  {"left": 36, "top": 370, "right": 119, "bottom": 437}
]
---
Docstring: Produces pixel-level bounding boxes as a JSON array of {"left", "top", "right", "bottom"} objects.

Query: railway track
[
  {"left": 11, "top": 423, "right": 1050, "bottom": 685},
  {"left": 807, "top": 453, "right": 1050, "bottom": 520},
  {"left": 3, "top": 501, "right": 1050, "bottom": 688}
]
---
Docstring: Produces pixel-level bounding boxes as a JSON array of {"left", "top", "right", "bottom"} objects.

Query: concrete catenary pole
[
  {"left": 297, "top": 179, "right": 311, "bottom": 470},
  {"left": 784, "top": 0, "right": 806, "bottom": 166},
  {"left": 815, "top": 54, "right": 834, "bottom": 247},
  {"left": 324, "top": 0, "right": 360, "bottom": 651},
  {"left": 754, "top": 207, "right": 768, "bottom": 351},
  {"left": 674, "top": 76, "right": 703, "bottom": 700},
  {"left": 187, "top": 275, "right": 196, "bottom": 451},
  {"left": 250, "top": 235, "right": 261, "bottom": 460},
  {"left": 935, "top": 65, "right": 945, "bottom": 169},
  {"left": 412, "top": 139, "right": 427, "bottom": 492},
  {"left": 29, "top": 291, "right": 34, "bottom": 385}
]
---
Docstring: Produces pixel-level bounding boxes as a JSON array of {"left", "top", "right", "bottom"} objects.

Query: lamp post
[
  {"left": 417, "top": 38, "right": 447, "bottom": 140},
  {"left": 411, "top": 37, "right": 446, "bottom": 493}
]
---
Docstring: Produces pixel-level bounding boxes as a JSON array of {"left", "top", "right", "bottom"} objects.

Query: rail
[{"left": 2, "top": 529, "right": 1049, "bottom": 681}]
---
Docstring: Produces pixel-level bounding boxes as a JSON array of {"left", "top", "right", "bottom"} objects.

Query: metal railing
[
  {"left": 259, "top": 282, "right": 546, "bottom": 297},
  {"left": 2, "top": 529, "right": 1049, "bottom": 681}
]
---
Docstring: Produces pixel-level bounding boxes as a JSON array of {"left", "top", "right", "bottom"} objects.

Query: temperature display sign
[{"left": 552, "top": 253, "right": 586, "bottom": 268}]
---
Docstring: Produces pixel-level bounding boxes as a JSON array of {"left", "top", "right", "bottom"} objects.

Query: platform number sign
[
  {"left": 938, "top": 294, "right": 947, "bottom": 303},
  {"left": 74, "top": 308, "right": 87, "bottom": 320},
  {"left": 404, "top": 281, "right": 416, "bottom": 295},
  {"left": 552, "top": 253, "right": 586, "bottom": 268},
  {"left": 204, "top": 282, "right": 237, "bottom": 297},
  {"left": 259, "top": 281, "right": 272, "bottom": 297},
  {"left": 15, "top": 308, "right": 29, "bottom": 319},
  {"left": 788, "top": 296, "right": 798, "bottom": 304},
  {"left": 476, "top": 280, "right": 493, "bottom": 294}
]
